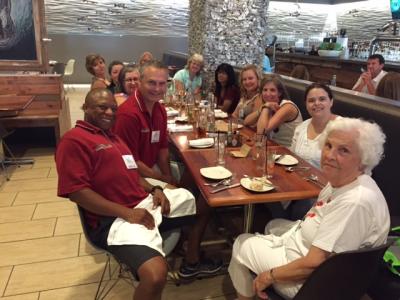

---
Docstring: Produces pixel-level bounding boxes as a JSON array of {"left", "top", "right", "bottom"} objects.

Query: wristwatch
[{"left": 150, "top": 185, "right": 163, "bottom": 195}]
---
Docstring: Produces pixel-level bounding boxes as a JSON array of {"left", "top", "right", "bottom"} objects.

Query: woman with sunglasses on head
[{"left": 256, "top": 74, "right": 302, "bottom": 147}]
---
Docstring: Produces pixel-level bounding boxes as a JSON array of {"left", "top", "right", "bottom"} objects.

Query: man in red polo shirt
[
  {"left": 114, "top": 61, "right": 222, "bottom": 278},
  {"left": 56, "top": 88, "right": 186, "bottom": 299},
  {"left": 114, "top": 60, "right": 174, "bottom": 184}
]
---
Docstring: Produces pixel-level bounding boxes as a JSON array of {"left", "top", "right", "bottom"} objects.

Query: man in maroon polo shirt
[
  {"left": 114, "top": 61, "right": 222, "bottom": 278},
  {"left": 56, "top": 88, "right": 181, "bottom": 299},
  {"left": 114, "top": 60, "right": 173, "bottom": 184}
]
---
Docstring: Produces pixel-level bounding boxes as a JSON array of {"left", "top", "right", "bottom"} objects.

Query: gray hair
[
  {"left": 138, "top": 60, "right": 168, "bottom": 79},
  {"left": 320, "top": 117, "right": 386, "bottom": 174}
]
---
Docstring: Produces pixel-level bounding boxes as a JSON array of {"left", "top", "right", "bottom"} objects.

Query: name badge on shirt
[
  {"left": 122, "top": 155, "right": 137, "bottom": 169},
  {"left": 151, "top": 130, "right": 160, "bottom": 143}
]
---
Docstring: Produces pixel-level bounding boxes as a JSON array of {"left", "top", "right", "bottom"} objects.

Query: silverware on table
[
  {"left": 275, "top": 154, "right": 285, "bottom": 163},
  {"left": 210, "top": 183, "right": 241, "bottom": 194},
  {"left": 304, "top": 175, "right": 325, "bottom": 188},
  {"left": 203, "top": 178, "right": 231, "bottom": 187},
  {"left": 285, "top": 166, "right": 311, "bottom": 172}
]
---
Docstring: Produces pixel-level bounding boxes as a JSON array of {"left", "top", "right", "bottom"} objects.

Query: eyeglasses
[{"left": 124, "top": 78, "right": 138, "bottom": 83}]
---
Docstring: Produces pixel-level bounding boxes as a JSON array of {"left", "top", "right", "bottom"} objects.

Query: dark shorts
[{"left": 86, "top": 215, "right": 193, "bottom": 278}]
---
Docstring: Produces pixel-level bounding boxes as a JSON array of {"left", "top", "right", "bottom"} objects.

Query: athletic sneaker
[{"left": 178, "top": 258, "right": 223, "bottom": 278}]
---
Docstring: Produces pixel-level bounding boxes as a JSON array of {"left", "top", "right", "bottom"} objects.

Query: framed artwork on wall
[{"left": 0, "top": 0, "right": 48, "bottom": 72}]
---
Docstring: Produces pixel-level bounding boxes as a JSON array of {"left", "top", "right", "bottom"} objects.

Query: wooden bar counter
[{"left": 274, "top": 52, "right": 400, "bottom": 90}]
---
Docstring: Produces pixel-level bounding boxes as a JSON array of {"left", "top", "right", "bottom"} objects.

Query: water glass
[
  {"left": 266, "top": 148, "right": 276, "bottom": 179},
  {"left": 255, "top": 141, "right": 266, "bottom": 177},
  {"left": 215, "top": 133, "right": 227, "bottom": 165},
  {"left": 252, "top": 134, "right": 265, "bottom": 160}
]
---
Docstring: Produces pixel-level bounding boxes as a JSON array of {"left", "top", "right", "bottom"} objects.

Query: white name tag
[
  {"left": 122, "top": 155, "right": 137, "bottom": 169},
  {"left": 151, "top": 130, "right": 160, "bottom": 143}
]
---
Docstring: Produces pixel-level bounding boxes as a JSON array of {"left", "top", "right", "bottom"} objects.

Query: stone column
[{"left": 189, "top": 0, "right": 270, "bottom": 89}]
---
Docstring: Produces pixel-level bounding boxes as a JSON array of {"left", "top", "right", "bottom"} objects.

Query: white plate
[
  {"left": 240, "top": 177, "right": 274, "bottom": 193},
  {"left": 190, "top": 143, "right": 214, "bottom": 148},
  {"left": 200, "top": 166, "right": 232, "bottom": 180},
  {"left": 214, "top": 110, "right": 228, "bottom": 119},
  {"left": 275, "top": 154, "right": 299, "bottom": 166},
  {"left": 175, "top": 116, "right": 188, "bottom": 123},
  {"left": 189, "top": 138, "right": 214, "bottom": 148}
]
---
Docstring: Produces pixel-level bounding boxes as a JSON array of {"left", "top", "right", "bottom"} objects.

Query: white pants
[{"left": 228, "top": 224, "right": 302, "bottom": 298}]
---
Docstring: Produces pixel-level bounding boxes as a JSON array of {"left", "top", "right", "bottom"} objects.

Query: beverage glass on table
[
  {"left": 266, "top": 148, "right": 276, "bottom": 179},
  {"left": 197, "top": 109, "right": 207, "bottom": 138},
  {"left": 215, "top": 133, "right": 227, "bottom": 165},
  {"left": 255, "top": 139, "right": 266, "bottom": 177}
]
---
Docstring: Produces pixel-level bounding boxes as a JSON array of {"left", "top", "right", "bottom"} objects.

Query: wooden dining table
[
  {"left": 0, "top": 95, "right": 35, "bottom": 117},
  {"left": 169, "top": 123, "right": 326, "bottom": 232}
]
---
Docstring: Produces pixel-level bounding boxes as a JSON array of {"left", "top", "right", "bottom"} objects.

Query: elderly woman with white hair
[
  {"left": 228, "top": 117, "right": 390, "bottom": 300},
  {"left": 173, "top": 53, "right": 204, "bottom": 95}
]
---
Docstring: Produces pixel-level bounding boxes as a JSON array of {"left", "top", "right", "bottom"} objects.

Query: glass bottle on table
[
  {"left": 237, "top": 99, "right": 245, "bottom": 125},
  {"left": 186, "top": 88, "right": 195, "bottom": 123},
  {"left": 330, "top": 75, "right": 337, "bottom": 87},
  {"left": 206, "top": 97, "right": 215, "bottom": 132}
]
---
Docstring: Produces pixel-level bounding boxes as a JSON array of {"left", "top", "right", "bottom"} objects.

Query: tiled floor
[{"left": 0, "top": 86, "right": 236, "bottom": 300}]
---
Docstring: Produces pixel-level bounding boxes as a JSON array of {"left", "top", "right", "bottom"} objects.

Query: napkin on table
[{"left": 168, "top": 124, "right": 193, "bottom": 132}]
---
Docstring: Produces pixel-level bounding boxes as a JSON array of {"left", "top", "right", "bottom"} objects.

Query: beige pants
[{"left": 228, "top": 220, "right": 302, "bottom": 299}]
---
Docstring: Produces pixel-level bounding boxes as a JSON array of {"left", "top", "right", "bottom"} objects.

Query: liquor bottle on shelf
[{"left": 330, "top": 75, "right": 337, "bottom": 87}]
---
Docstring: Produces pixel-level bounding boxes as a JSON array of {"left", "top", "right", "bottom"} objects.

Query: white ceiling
[{"left": 44, "top": 0, "right": 189, "bottom": 37}]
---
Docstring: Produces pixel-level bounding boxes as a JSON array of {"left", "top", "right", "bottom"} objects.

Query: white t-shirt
[
  {"left": 352, "top": 70, "right": 387, "bottom": 94},
  {"left": 285, "top": 174, "right": 390, "bottom": 260},
  {"left": 271, "top": 99, "right": 303, "bottom": 147},
  {"left": 290, "top": 118, "right": 330, "bottom": 168}
]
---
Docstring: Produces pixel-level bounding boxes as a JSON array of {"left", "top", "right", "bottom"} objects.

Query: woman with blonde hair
[
  {"left": 232, "top": 64, "right": 263, "bottom": 127},
  {"left": 173, "top": 53, "right": 204, "bottom": 95},
  {"left": 85, "top": 53, "right": 110, "bottom": 90}
]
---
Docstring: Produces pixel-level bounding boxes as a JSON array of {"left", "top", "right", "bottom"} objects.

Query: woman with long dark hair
[{"left": 214, "top": 63, "right": 240, "bottom": 114}]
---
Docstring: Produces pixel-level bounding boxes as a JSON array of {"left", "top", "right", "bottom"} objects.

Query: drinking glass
[
  {"left": 216, "top": 133, "right": 227, "bottom": 165},
  {"left": 255, "top": 140, "right": 266, "bottom": 177},
  {"left": 266, "top": 148, "right": 276, "bottom": 179},
  {"left": 252, "top": 134, "right": 265, "bottom": 160}
]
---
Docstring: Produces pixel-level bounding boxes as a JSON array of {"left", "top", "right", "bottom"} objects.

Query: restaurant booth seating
[
  {"left": 266, "top": 241, "right": 392, "bottom": 300},
  {"left": 282, "top": 76, "right": 400, "bottom": 226},
  {"left": 0, "top": 74, "right": 70, "bottom": 144}
]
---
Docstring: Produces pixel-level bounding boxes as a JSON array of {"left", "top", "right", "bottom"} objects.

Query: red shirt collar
[
  {"left": 75, "top": 120, "right": 116, "bottom": 137},
  {"left": 133, "top": 89, "right": 161, "bottom": 115}
]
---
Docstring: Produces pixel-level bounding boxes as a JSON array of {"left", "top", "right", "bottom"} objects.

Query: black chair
[
  {"left": 51, "top": 62, "right": 65, "bottom": 75},
  {"left": 0, "top": 124, "right": 34, "bottom": 181},
  {"left": 77, "top": 205, "right": 181, "bottom": 300},
  {"left": 266, "top": 242, "right": 392, "bottom": 300}
]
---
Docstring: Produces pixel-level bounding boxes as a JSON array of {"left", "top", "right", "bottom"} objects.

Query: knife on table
[{"left": 210, "top": 183, "right": 241, "bottom": 194}]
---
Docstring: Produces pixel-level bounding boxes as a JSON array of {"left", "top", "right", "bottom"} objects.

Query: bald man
[{"left": 55, "top": 88, "right": 196, "bottom": 299}]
